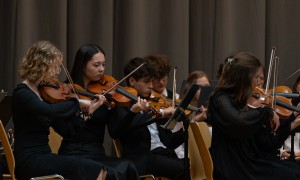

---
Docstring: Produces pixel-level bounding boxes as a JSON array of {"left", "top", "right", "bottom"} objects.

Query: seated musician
[
  {"left": 146, "top": 54, "right": 179, "bottom": 99},
  {"left": 171, "top": 71, "right": 211, "bottom": 158},
  {"left": 51, "top": 44, "right": 148, "bottom": 179},
  {"left": 280, "top": 75, "right": 300, "bottom": 160},
  {"left": 13, "top": 41, "right": 107, "bottom": 179},
  {"left": 207, "top": 52, "right": 299, "bottom": 179},
  {"left": 244, "top": 59, "right": 300, "bottom": 177},
  {"left": 119, "top": 57, "right": 188, "bottom": 179}
]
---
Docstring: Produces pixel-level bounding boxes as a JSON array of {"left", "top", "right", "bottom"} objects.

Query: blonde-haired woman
[{"left": 13, "top": 41, "right": 107, "bottom": 180}]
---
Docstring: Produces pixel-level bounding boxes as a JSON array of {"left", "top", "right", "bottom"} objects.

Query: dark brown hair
[
  {"left": 145, "top": 54, "right": 171, "bottom": 79},
  {"left": 215, "top": 52, "right": 262, "bottom": 107},
  {"left": 123, "top": 57, "right": 155, "bottom": 86}
]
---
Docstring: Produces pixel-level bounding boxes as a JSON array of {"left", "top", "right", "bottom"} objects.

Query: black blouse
[{"left": 207, "top": 91, "right": 298, "bottom": 180}]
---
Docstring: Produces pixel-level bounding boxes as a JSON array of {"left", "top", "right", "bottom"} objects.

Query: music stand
[
  {"left": 197, "top": 86, "right": 213, "bottom": 108},
  {"left": 163, "top": 83, "right": 199, "bottom": 180},
  {"left": 0, "top": 93, "right": 12, "bottom": 127}
]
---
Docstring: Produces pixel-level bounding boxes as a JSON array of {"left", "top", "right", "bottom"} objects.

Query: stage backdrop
[{"left": 1, "top": 0, "right": 300, "bottom": 155}]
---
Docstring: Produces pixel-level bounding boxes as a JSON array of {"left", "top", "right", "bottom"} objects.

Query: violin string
[{"left": 61, "top": 64, "right": 79, "bottom": 99}]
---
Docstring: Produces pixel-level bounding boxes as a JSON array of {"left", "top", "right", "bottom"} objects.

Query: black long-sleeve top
[
  {"left": 207, "top": 91, "right": 298, "bottom": 180},
  {"left": 51, "top": 98, "right": 137, "bottom": 158},
  {"left": 12, "top": 83, "right": 80, "bottom": 162},
  {"left": 119, "top": 112, "right": 184, "bottom": 174}
]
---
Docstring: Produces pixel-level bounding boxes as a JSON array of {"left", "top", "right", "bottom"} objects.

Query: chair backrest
[
  {"left": 0, "top": 120, "right": 16, "bottom": 180},
  {"left": 188, "top": 126, "right": 206, "bottom": 180},
  {"left": 48, "top": 127, "right": 63, "bottom": 154},
  {"left": 197, "top": 122, "right": 211, "bottom": 148},
  {"left": 190, "top": 122, "right": 213, "bottom": 180}
]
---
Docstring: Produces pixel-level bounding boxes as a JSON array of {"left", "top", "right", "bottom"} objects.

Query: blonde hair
[{"left": 18, "top": 41, "right": 62, "bottom": 83}]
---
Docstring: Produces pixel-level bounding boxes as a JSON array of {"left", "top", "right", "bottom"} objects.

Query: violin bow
[
  {"left": 265, "top": 46, "right": 279, "bottom": 109},
  {"left": 281, "top": 68, "right": 300, "bottom": 84},
  {"left": 101, "top": 62, "right": 146, "bottom": 96},
  {"left": 61, "top": 64, "right": 80, "bottom": 99},
  {"left": 172, "top": 66, "right": 177, "bottom": 108}
]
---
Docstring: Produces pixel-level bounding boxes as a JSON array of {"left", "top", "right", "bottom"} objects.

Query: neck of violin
[
  {"left": 115, "top": 87, "right": 138, "bottom": 101},
  {"left": 276, "top": 99, "right": 300, "bottom": 113},
  {"left": 73, "top": 89, "right": 98, "bottom": 100}
]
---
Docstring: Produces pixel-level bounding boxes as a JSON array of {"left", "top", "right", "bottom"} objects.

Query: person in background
[
  {"left": 12, "top": 41, "right": 107, "bottom": 180},
  {"left": 172, "top": 71, "right": 211, "bottom": 159},
  {"left": 207, "top": 52, "right": 299, "bottom": 179},
  {"left": 180, "top": 71, "right": 210, "bottom": 123},
  {"left": 146, "top": 54, "right": 179, "bottom": 99},
  {"left": 52, "top": 44, "right": 147, "bottom": 180},
  {"left": 249, "top": 65, "right": 300, "bottom": 174},
  {"left": 119, "top": 57, "right": 187, "bottom": 180}
]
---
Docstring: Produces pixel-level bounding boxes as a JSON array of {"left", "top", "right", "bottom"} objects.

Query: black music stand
[
  {"left": 163, "top": 83, "right": 199, "bottom": 180},
  {"left": 198, "top": 86, "right": 213, "bottom": 108},
  {"left": 0, "top": 93, "right": 12, "bottom": 127}
]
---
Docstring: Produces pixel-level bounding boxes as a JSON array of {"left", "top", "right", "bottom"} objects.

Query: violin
[
  {"left": 250, "top": 86, "right": 300, "bottom": 119},
  {"left": 115, "top": 86, "right": 160, "bottom": 116},
  {"left": 86, "top": 62, "right": 147, "bottom": 108},
  {"left": 267, "top": 86, "right": 300, "bottom": 98},
  {"left": 148, "top": 91, "right": 201, "bottom": 115},
  {"left": 87, "top": 75, "right": 139, "bottom": 107},
  {"left": 39, "top": 79, "right": 98, "bottom": 103}
]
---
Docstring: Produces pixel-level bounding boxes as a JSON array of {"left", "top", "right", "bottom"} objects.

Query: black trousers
[{"left": 147, "top": 147, "right": 189, "bottom": 180}]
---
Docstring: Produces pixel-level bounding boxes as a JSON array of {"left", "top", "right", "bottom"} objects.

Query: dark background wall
[{"left": 1, "top": 0, "right": 300, "bottom": 155}]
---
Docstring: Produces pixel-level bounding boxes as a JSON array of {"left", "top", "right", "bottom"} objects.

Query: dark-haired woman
[
  {"left": 207, "top": 52, "right": 299, "bottom": 179},
  {"left": 52, "top": 44, "right": 148, "bottom": 180}
]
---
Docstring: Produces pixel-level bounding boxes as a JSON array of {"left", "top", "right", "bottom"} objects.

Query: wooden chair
[
  {"left": 0, "top": 120, "right": 64, "bottom": 180},
  {"left": 188, "top": 126, "right": 206, "bottom": 180},
  {"left": 190, "top": 122, "right": 213, "bottom": 180},
  {"left": 112, "top": 139, "right": 170, "bottom": 180},
  {"left": 48, "top": 127, "right": 63, "bottom": 154}
]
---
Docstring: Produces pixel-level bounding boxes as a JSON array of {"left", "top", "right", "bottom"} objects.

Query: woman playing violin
[
  {"left": 171, "top": 70, "right": 211, "bottom": 159},
  {"left": 13, "top": 41, "right": 107, "bottom": 180},
  {"left": 207, "top": 52, "right": 300, "bottom": 179},
  {"left": 51, "top": 44, "right": 146, "bottom": 179},
  {"left": 181, "top": 71, "right": 210, "bottom": 122},
  {"left": 249, "top": 63, "right": 300, "bottom": 177}
]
